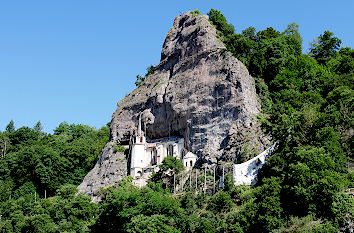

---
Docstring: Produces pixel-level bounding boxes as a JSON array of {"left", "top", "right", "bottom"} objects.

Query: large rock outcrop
[
  {"left": 78, "top": 12, "right": 270, "bottom": 198},
  {"left": 111, "top": 12, "right": 269, "bottom": 161}
]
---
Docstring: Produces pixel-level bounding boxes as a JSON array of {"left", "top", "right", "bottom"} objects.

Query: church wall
[{"left": 130, "top": 144, "right": 146, "bottom": 177}]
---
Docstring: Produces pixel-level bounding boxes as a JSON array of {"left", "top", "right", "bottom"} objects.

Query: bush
[
  {"left": 190, "top": 10, "right": 200, "bottom": 17},
  {"left": 113, "top": 144, "right": 127, "bottom": 153},
  {"left": 207, "top": 191, "right": 233, "bottom": 214}
]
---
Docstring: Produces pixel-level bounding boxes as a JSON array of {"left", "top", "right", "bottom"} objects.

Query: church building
[{"left": 129, "top": 114, "right": 197, "bottom": 179}]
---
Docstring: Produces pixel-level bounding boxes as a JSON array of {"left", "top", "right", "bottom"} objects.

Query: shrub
[
  {"left": 113, "top": 144, "right": 127, "bottom": 153},
  {"left": 190, "top": 10, "right": 200, "bottom": 17},
  {"left": 207, "top": 191, "right": 233, "bottom": 213}
]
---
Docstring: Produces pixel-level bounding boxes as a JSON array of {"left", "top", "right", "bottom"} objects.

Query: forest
[{"left": 0, "top": 9, "right": 353, "bottom": 232}]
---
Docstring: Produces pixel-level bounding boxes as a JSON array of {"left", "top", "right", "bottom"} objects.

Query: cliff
[{"left": 78, "top": 12, "right": 270, "bottom": 198}]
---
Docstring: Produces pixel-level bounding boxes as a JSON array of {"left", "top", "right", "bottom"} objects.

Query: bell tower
[{"left": 130, "top": 113, "right": 146, "bottom": 177}]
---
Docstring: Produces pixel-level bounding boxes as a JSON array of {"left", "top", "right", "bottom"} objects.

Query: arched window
[
  {"left": 190, "top": 160, "right": 193, "bottom": 167},
  {"left": 167, "top": 144, "right": 173, "bottom": 156},
  {"left": 186, "top": 162, "right": 187, "bottom": 167},
  {"left": 152, "top": 148, "right": 157, "bottom": 165},
  {"left": 137, "top": 171, "right": 142, "bottom": 177}
]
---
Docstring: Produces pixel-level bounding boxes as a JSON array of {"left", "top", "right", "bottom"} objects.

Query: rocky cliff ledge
[{"left": 78, "top": 12, "right": 270, "bottom": 198}]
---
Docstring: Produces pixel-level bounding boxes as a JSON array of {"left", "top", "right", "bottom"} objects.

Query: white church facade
[{"left": 129, "top": 115, "right": 197, "bottom": 179}]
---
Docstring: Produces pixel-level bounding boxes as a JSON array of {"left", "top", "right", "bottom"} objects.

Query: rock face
[
  {"left": 78, "top": 12, "right": 270, "bottom": 198},
  {"left": 111, "top": 12, "right": 269, "bottom": 162},
  {"left": 77, "top": 142, "right": 127, "bottom": 201}
]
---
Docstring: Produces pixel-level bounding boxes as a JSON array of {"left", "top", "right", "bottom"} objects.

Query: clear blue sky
[{"left": 1, "top": 0, "right": 353, "bottom": 133}]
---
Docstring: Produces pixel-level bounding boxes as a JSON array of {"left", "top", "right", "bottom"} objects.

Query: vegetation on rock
[{"left": 135, "top": 65, "right": 156, "bottom": 87}]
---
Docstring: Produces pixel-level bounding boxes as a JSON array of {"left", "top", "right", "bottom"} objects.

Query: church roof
[
  {"left": 149, "top": 136, "right": 183, "bottom": 143},
  {"left": 183, "top": 151, "right": 197, "bottom": 159}
]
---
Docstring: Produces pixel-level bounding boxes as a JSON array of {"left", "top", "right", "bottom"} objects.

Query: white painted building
[{"left": 130, "top": 115, "right": 197, "bottom": 179}]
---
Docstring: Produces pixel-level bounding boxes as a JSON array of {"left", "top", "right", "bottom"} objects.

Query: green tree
[
  {"left": 327, "top": 47, "right": 354, "bottom": 74},
  {"left": 310, "top": 30, "right": 342, "bottom": 65},
  {"left": 207, "top": 191, "right": 233, "bottom": 214},
  {"left": 126, "top": 215, "right": 180, "bottom": 233},
  {"left": 207, "top": 9, "right": 234, "bottom": 37},
  {"left": 33, "top": 121, "right": 43, "bottom": 133},
  {"left": 242, "top": 26, "right": 258, "bottom": 42},
  {"left": 5, "top": 120, "right": 15, "bottom": 133},
  {"left": 160, "top": 156, "right": 184, "bottom": 174},
  {"left": 283, "top": 23, "right": 302, "bottom": 48},
  {"left": 257, "top": 27, "right": 280, "bottom": 41},
  {"left": 53, "top": 121, "right": 70, "bottom": 135}
]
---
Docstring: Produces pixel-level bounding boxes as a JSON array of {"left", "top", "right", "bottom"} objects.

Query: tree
[
  {"left": 207, "top": 9, "right": 234, "bottom": 36},
  {"left": 33, "top": 121, "right": 43, "bottom": 133},
  {"left": 242, "top": 27, "right": 258, "bottom": 42},
  {"left": 310, "top": 30, "right": 342, "bottom": 65},
  {"left": 207, "top": 191, "right": 233, "bottom": 213},
  {"left": 250, "top": 36, "right": 297, "bottom": 82},
  {"left": 283, "top": 23, "right": 302, "bottom": 48},
  {"left": 53, "top": 122, "right": 70, "bottom": 135},
  {"left": 257, "top": 27, "right": 280, "bottom": 41},
  {"left": 0, "top": 136, "right": 10, "bottom": 158},
  {"left": 160, "top": 156, "right": 184, "bottom": 174},
  {"left": 326, "top": 47, "right": 354, "bottom": 74},
  {"left": 5, "top": 120, "right": 15, "bottom": 133},
  {"left": 8, "top": 127, "right": 39, "bottom": 145}
]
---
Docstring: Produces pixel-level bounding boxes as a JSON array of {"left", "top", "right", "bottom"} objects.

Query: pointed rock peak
[{"left": 161, "top": 11, "right": 226, "bottom": 65}]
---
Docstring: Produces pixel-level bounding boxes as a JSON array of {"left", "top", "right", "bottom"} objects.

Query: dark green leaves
[{"left": 310, "top": 30, "right": 342, "bottom": 65}]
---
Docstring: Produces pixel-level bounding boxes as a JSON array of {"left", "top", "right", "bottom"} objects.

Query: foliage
[
  {"left": 0, "top": 122, "right": 109, "bottom": 199},
  {"left": 190, "top": 10, "right": 200, "bottom": 17},
  {"left": 33, "top": 121, "right": 43, "bottom": 133},
  {"left": 310, "top": 30, "right": 342, "bottom": 65},
  {"left": 208, "top": 9, "right": 353, "bottom": 232},
  {"left": 0, "top": 185, "right": 98, "bottom": 232},
  {"left": 0, "top": 122, "right": 109, "bottom": 232},
  {"left": 5, "top": 120, "right": 15, "bottom": 133},
  {"left": 91, "top": 180, "right": 184, "bottom": 232},
  {"left": 160, "top": 156, "right": 184, "bottom": 174},
  {"left": 113, "top": 143, "right": 127, "bottom": 153},
  {"left": 135, "top": 74, "right": 145, "bottom": 87},
  {"left": 135, "top": 65, "right": 156, "bottom": 87},
  {"left": 207, "top": 191, "right": 232, "bottom": 214},
  {"left": 207, "top": 9, "right": 235, "bottom": 37}
]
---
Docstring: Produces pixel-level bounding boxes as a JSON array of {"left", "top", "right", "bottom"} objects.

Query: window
[
  {"left": 152, "top": 148, "right": 157, "bottom": 165},
  {"left": 190, "top": 160, "right": 193, "bottom": 167},
  {"left": 181, "top": 149, "right": 186, "bottom": 158},
  {"left": 167, "top": 144, "right": 173, "bottom": 156}
]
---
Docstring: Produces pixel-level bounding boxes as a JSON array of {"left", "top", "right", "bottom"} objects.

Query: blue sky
[{"left": 1, "top": 0, "right": 353, "bottom": 133}]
